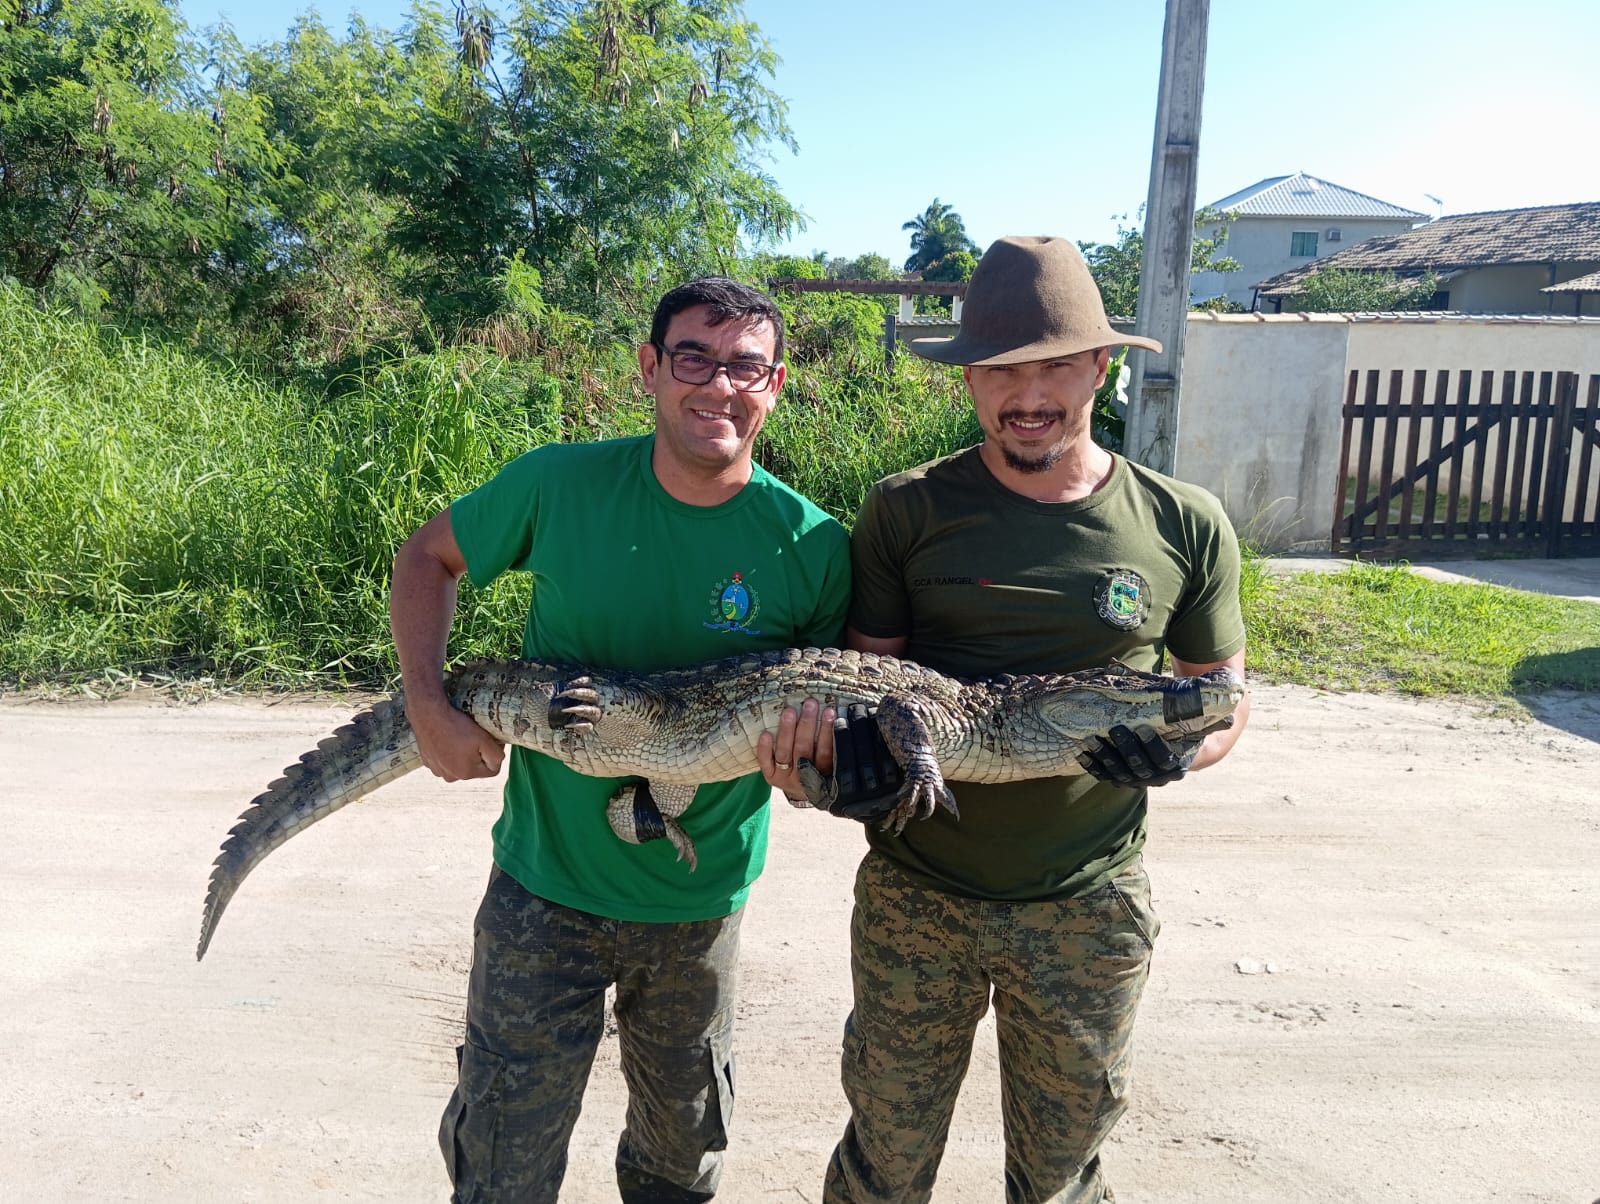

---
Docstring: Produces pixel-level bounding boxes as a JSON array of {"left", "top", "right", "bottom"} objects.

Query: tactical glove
[
  {"left": 801, "top": 703, "right": 904, "bottom": 822},
  {"left": 1078, "top": 723, "right": 1206, "bottom": 788}
]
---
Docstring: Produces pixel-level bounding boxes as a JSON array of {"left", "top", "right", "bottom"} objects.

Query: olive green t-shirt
[
  {"left": 450, "top": 435, "right": 851, "bottom": 922},
  {"left": 849, "top": 446, "right": 1244, "bottom": 901}
]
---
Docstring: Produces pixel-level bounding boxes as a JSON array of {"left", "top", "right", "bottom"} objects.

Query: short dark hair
[{"left": 650, "top": 277, "right": 785, "bottom": 362}]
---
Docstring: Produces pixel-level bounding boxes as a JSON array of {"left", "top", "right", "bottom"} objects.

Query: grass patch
[{"left": 1240, "top": 556, "right": 1600, "bottom": 696}]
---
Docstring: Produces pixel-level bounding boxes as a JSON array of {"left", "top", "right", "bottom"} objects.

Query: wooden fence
[{"left": 1332, "top": 368, "right": 1600, "bottom": 558}]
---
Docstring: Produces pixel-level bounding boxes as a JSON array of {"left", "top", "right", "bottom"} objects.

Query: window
[{"left": 1290, "top": 231, "right": 1319, "bottom": 257}]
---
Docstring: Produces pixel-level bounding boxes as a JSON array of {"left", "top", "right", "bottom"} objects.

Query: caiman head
[{"left": 1030, "top": 665, "right": 1246, "bottom": 746}]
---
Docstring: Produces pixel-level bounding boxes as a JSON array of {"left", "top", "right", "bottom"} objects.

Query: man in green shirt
[
  {"left": 391, "top": 277, "right": 851, "bottom": 1203},
  {"left": 764, "top": 236, "right": 1251, "bottom": 1203}
]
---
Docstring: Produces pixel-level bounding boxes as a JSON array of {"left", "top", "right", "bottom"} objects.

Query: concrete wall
[
  {"left": 1173, "top": 315, "right": 1350, "bottom": 548},
  {"left": 1442, "top": 262, "right": 1600, "bottom": 314},
  {"left": 1169, "top": 313, "right": 1600, "bottom": 551},
  {"left": 1192, "top": 215, "right": 1424, "bottom": 308}
]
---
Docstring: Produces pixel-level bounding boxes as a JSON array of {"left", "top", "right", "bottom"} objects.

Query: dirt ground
[{"left": 4, "top": 681, "right": 1597, "bottom": 1203}]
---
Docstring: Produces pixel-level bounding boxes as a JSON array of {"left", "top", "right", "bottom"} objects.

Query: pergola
[{"left": 766, "top": 276, "right": 968, "bottom": 322}]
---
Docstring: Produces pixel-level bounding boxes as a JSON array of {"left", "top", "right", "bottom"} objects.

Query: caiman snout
[{"left": 1161, "top": 668, "right": 1245, "bottom": 728}]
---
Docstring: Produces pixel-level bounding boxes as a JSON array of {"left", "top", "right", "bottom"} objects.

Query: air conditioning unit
[{"left": 1326, "top": 227, "right": 1343, "bottom": 241}]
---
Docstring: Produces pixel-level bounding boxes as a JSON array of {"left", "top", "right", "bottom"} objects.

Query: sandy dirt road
[{"left": 3, "top": 682, "right": 1597, "bottom": 1203}]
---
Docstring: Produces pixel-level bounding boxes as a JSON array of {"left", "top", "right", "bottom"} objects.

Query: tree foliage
[
  {"left": 0, "top": 0, "right": 279, "bottom": 322},
  {"left": 0, "top": 0, "right": 802, "bottom": 367},
  {"left": 1291, "top": 267, "right": 1441, "bottom": 313},
  {"left": 901, "top": 197, "right": 977, "bottom": 274},
  {"left": 1078, "top": 206, "right": 1240, "bottom": 318},
  {"left": 823, "top": 251, "right": 896, "bottom": 280}
]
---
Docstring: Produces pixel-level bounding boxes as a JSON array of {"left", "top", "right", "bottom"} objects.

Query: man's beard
[{"left": 998, "top": 409, "right": 1069, "bottom": 474}]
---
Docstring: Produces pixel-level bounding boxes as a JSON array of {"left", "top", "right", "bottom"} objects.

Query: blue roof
[{"left": 1209, "top": 173, "right": 1428, "bottom": 219}]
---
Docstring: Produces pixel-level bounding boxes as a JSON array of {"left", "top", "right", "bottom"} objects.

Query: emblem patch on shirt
[
  {"left": 1094, "top": 569, "right": 1150, "bottom": 632},
  {"left": 704, "top": 570, "right": 762, "bottom": 634}
]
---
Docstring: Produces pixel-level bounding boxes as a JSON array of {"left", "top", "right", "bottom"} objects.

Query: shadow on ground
[{"left": 1514, "top": 647, "right": 1600, "bottom": 743}]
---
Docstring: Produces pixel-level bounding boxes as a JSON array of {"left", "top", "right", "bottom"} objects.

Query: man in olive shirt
[{"left": 764, "top": 236, "right": 1250, "bottom": 1204}]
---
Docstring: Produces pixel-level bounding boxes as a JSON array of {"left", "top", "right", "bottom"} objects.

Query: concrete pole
[{"left": 1125, "top": 0, "right": 1209, "bottom": 475}]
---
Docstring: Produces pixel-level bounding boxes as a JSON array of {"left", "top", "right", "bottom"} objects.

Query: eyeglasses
[{"left": 655, "top": 344, "right": 779, "bottom": 391}]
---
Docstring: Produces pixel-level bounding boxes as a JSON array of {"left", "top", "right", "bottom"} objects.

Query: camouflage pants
[
  {"left": 823, "top": 853, "right": 1160, "bottom": 1204},
  {"left": 439, "top": 866, "right": 741, "bottom": 1204}
]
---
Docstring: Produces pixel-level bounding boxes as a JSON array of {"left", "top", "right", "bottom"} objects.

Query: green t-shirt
[
  {"left": 450, "top": 434, "right": 851, "bottom": 922},
  {"left": 849, "top": 446, "right": 1244, "bottom": 902}
]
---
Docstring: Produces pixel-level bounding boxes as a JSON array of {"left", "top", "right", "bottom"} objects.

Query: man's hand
[
  {"left": 804, "top": 704, "right": 904, "bottom": 823},
  {"left": 407, "top": 697, "right": 505, "bottom": 781},
  {"left": 759, "top": 697, "right": 836, "bottom": 801},
  {"left": 1077, "top": 723, "right": 1208, "bottom": 788}
]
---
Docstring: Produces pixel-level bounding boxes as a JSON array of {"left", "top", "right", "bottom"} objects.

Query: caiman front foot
[
  {"left": 880, "top": 752, "right": 958, "bottom": 835},
  {"left": 549, "top": 676, "right": 603, "bottom": 734},
  {"left": 872, "top": 696, "right": 958, "bottom": 834}
]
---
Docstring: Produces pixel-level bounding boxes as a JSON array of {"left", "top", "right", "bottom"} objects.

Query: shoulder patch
[{"left": 1094, "top": 569, "right": 1150, "bottom": 632}]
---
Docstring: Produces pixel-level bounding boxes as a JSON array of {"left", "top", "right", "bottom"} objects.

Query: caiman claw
[
  {"left": 881, "top": 751, "right": 958, "bottom": 835},
  {"left": 549, "top": 676, "right": 603, "bottom": 733}
]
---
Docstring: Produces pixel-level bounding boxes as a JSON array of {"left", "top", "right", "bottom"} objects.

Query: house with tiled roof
[
  {"left": 1255, "top": 201, "right": 1600, "bottom": 315},
  {"left": 1192, "top": 172, "right": 1429, "bottom": 308}
]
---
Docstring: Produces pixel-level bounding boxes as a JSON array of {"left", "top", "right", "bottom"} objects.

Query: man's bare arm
[
  {"left": 389, "top": 508, "right": 505, "bottom": 781},
  {"left": 845, "top": 626, "right": 908, "bottom": 657},
  {"left": 1170, "top": 648, "right": 1250, "bottom": 771}
]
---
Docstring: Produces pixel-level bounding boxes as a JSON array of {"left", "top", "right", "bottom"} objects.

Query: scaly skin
[{"left": 198, "top": 647, "right": 1244, "bottom": 959}]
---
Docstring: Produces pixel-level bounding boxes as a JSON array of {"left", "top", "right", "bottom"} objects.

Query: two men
[
  {"left": 390, "top": 277, "right": 851, "bottom": 1202},
  {"left": 396, "top": 236, "right": 1249, "bottom": 1202},
  {"left": 767, "top": 235, "right": 1250, "bottom": 1203}
]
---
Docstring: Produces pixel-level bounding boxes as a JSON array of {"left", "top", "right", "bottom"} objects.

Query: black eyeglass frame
[{"left": 653, "top": 343, "right": 781, "bottom": 392}]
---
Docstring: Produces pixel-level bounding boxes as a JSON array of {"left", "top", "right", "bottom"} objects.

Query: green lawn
[{"left": 1240, "top": 556, "right": 1600, "bottom": 697}]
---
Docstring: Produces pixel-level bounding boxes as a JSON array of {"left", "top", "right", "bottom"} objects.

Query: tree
[
  {"left": 0, "top": 0, "right": 278, "bottom": 324},
  {"left": 1078, "top": 206, "right": 1240, "bottom": 318},
  {"left": 917, "top": 246, "right": 976, "bottom": 315},
  {"left": 2, "top": 1, "right": 806, "bottom": 365},
  {"left": 824, "top": 252, "right": 896, "bottom": 280},
  {"left": 922, "top": 248, "right": 976, "bottom": 284},
  {"left": 901, "top": 198, "right": 977, "bottom": 274},
  {"left": 1291, "top": 267, "right": 1441, "bottom": 313}
]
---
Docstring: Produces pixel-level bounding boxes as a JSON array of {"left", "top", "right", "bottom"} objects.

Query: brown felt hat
[{"left": 908, "top": 235, "right": 1162, "bottom": 366}]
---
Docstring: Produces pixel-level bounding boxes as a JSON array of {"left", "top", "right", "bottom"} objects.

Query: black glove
[
  {"left": 807, "top": 704, "right": 904, "bottom": 822},
  {"left": 1078, "top": 724, "right": 1202, "bottom": 788}
]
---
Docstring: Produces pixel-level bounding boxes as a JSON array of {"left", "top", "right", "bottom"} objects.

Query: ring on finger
[{"left": 775, "top": 760, "right": 791, "bottom": 771}]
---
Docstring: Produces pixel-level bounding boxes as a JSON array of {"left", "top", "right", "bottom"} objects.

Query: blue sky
[{"left": 177, "top": 0, "right": 1600, "bottom": 264}]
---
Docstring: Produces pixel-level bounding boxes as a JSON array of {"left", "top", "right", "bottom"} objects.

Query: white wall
[
  {"left": 1192, "top": 215, "right": 1424, "bottom": 308},
  {"left": 1174, "top": 315, "right": 1349, "bottom": 548},
  {"left": 1170, "top": 313, "right": 1600, "bottom": 551}
]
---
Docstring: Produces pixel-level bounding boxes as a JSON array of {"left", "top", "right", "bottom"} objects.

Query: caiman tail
[{"left": 197, "top": 698, "right": 420, "bottom": 960}]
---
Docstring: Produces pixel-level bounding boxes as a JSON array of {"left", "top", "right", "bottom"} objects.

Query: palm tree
[{"left": 902, "top": 199, "right": 978, "bottom": 273}]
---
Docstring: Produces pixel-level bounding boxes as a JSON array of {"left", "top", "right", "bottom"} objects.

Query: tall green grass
[
  {"left": 9, "top": 288, "right": 1595, "bottom": 698},
  {"left": 0, "top": 288, "right": 975, "bottom": 686}
]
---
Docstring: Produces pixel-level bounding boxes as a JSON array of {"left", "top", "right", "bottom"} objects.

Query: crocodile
[{"left": 198, "top": 646, "right": 1244, "bottom": 960}]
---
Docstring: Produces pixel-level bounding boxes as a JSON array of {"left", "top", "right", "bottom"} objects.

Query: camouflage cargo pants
[
  {"left": 440, "top": 866, "right": 741, "bottom": 1204},
  {"left": 823, "top": 853, "right": 1160, "bottom": 1204}
]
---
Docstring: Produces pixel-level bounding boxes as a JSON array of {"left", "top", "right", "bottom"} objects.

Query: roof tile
[{"left": 1256, "top": 202, "right": 1600, "bottom": 295}]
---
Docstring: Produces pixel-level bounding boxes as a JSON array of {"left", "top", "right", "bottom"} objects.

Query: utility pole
[{"left": 1125, "top": 0, "right": 1209, "bottom": 475}]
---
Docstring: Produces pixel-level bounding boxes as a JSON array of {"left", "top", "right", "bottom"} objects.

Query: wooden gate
[{"left": 1332, "top": 368, "right": 1600, "bottom": 558}]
